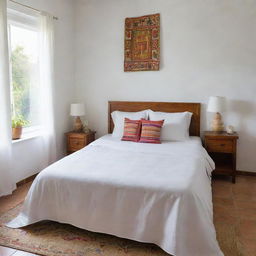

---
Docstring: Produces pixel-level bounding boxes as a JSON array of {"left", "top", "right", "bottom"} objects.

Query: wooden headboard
[{"left": 108, "top": 101, "right": 201, "bottom": 136}]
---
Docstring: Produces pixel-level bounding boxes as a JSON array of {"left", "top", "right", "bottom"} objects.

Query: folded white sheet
[{"left": 7, "top": 135, "right": 223, "bottom": 256}]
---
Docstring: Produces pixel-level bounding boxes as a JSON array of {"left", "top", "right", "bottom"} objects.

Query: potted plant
[{"left": 12, "top": 116, "right": 29, "bottom": 140}]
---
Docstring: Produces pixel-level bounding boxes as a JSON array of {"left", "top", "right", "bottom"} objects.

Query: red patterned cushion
[
  {"left": 139, "top": 119, "right": 164, "bottom": 144},
  {"left": 121, "top": 118, "right": 142, "bottom": 142}
]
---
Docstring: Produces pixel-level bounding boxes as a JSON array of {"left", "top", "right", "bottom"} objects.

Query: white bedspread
[{"left": 7, "top": 135, "right": 223, "bottom": 256}]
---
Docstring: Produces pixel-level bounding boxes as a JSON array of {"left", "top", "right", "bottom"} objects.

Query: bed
[{"left": 7, "top": 101, "right": 223, "bottom": 256}]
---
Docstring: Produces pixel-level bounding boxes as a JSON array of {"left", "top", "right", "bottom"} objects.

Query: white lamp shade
[
  {"left": 70, "top": 103, "right": 85, "bottom": 116},
  {"left": 207, "top": 96, "right": 225, "bottom": 113}
]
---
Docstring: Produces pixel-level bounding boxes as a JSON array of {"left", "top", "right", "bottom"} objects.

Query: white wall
[
  {"left": 74, "top": 0, "right": 256, "bottom": 172},
  {"left": 11, "top": 0, "right": 75, "bottom": 182}
]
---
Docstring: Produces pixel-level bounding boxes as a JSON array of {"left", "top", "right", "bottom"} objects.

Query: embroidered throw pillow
[
  {"left": 139, "top": 119, "right": 164, "bottom": 144},
  {"left": 111, "top": 110, "right": 148, "bottom": 138},
  {"left": 121, "top": 118, "right": 142, "bottom": 142}
]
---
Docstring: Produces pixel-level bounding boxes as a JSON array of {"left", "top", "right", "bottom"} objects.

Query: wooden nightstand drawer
[
  {"left": 204, "top": 131, "right": 238, "bottom": 183},
  {"left": 206, "top": 139, "right": 233, "bottom": 153},
  {"left": 69, "top": 138, "right": 85, "bottom": 151},
  {"left": 66, "top": 131, "right": 96, "bottom": 154}
]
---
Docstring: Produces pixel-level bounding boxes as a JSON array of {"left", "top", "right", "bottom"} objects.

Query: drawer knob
[{"left": 220, "top": 144, "right": 225, "bottom": 146}]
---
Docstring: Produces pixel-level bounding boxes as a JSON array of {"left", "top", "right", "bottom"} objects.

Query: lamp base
[
  {"left": 73, "top": 116, "right": 83, "bottom": 132},
  {"left": 211, "top": 112, "right": 224, "bottom": 132}
]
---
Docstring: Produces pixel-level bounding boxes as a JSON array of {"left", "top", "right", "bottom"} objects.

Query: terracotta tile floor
[
  {"left": 0, "top": 176, "right": 256, "bottom": 256},
  {"left": 212, "top": 176, "right": 256, "bottom": 256}
]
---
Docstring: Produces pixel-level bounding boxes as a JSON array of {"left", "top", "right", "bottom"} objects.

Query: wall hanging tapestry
[{"left": 124, "top": 13, "right": 160, "bottom": 72}]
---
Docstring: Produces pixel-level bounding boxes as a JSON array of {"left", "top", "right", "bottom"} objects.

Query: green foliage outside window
[{"left": 11, "top": 46, "right": 30, "bottom": 126}]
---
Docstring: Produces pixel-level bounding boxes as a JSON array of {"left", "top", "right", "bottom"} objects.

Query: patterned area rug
[{"left": 0, "top": 203, "right": 244, "bottom": 256}]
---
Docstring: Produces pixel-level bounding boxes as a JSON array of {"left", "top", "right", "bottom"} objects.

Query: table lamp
[
  {"left": 70, "top": 103, "right": 85, "bottom": 132},
  {"left": 207, "top": 96, "right": 225, "bottom": 132}
]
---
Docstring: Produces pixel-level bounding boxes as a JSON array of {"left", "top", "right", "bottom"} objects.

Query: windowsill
[{"left": 12, "top": 131, "right": 42, "bottom": 144}]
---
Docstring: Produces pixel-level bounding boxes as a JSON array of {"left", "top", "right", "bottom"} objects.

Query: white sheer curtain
[
  {"left": 39, "top": 11, "right": 57, "bottom": 166},
  {"left": 0, "top": 0, "right": 15, "bottom": 196}
]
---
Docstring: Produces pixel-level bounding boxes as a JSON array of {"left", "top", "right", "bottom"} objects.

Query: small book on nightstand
[{"left": 204, "top": 131, "right": 239, "bottom": 183}]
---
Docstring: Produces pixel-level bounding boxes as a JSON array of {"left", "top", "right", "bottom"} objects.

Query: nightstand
[
  {"left": 66, "top": 131, "right": 96, "bottom": 154},
  {"left": 204, "top": 131, "right": 239, "bottom": 183}
]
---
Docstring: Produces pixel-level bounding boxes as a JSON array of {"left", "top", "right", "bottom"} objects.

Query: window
[{"left": 8, "top": 9, "right": 40, "bottom": 134}]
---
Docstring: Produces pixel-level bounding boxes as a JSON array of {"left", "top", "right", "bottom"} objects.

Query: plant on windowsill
[{"left": 12, "top": 116, "right": 29, "bottom": 140}]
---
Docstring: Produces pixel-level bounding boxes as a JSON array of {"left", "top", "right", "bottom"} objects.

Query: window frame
[{"left": 7, "top": 8, "right": 42, "bottom": 138}]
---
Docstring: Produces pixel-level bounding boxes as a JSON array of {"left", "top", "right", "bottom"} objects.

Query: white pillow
[
  {"left": 111, "top": 110, "right": 148, "bottom": 138},
  {"left": 148, "top": 110, "right": 193, "bottom": 141}
]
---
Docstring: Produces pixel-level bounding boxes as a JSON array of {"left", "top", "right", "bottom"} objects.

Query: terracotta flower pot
[{"left": 12, "top": 127, "right": 23, "bottom": 140}]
